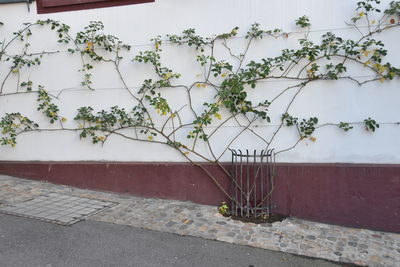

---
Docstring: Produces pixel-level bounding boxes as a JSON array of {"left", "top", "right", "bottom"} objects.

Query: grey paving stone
[
  {"left": 62, "top": 204, "right": 74, "bottom": 208},
  {"left": 56, "top": 216, "right": 76, "bottom": 223},
  {"left": 35, "top": 212, "right": 50, "bottom": 217},
  {"left": 0, "top": 191, "right": 115, "bottom": 226},
  {"left": 43, "top": 214, "right": 58, "bottom": 220}
]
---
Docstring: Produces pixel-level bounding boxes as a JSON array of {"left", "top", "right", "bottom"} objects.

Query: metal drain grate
[{"left": 0, "top": 193, "right": 116, "bottom": 225}]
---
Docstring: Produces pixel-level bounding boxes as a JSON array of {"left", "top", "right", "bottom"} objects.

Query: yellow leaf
[
  {"left": 221, "top": 72, "right": 227, "bottom": 77},
  {"left": 61, "top": 117, "right": 67, "bottom": 123},
  {"left": 374, "top": 63, "right": 387, "bottom": 73},
  {"left": 163, "top": 72, "right": 172, "bottom": 80},
  {"left": 148, "top": 136, "right": 153, "bottom": 141},
  {"left": 85, "top": 41, "right": 93, "bottom": 51},
  {"left": 362, "top": 50, "right": 371, "bottom": 57},
  {"left": 379, "top": 77, "right": 385, "bottom": 83},
  {"left": 359, "top": 12, "right": 365, "bottom": 17},
  {"left": 214, "top": 113, "right": 222, "bottom": 120},
  {"left": 98, "top": 136, "right": 105, "bottom": 141},
  {"left": 309, "top": 137, "right": 317, "bottom": 142},
  {"left": 183, "top": 152, "right": 189, "bottom": 155}
]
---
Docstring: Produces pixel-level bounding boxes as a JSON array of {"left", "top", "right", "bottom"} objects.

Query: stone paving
[
  {"left": 0, "top": 175, "right": 399, "bottom": 267},
  {"left": 0, "top": 192, "right": 115, "bottom": 225}
]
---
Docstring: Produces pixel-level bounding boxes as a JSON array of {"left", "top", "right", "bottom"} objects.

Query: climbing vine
[{"left": 0, "top": 0, "right": 400, "bottom": 201}]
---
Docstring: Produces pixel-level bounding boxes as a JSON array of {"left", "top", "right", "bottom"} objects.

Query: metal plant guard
[{"left": 229, "top": 149, "right": 276, "bottom": 218}]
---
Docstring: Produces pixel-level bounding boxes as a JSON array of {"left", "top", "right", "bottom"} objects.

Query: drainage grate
[{"left": 0, "top": 193, "right": 117, "bottom": 225}]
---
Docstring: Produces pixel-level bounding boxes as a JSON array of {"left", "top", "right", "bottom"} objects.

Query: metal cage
[{"left": 229, "top": 149, "right": 276, "bottom": 218}]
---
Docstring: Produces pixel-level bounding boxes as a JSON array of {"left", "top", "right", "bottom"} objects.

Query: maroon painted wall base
[{"left": 0, "top": 161, "right": 399, "bottom": 233}]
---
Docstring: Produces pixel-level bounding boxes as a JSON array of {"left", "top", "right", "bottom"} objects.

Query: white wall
[{"left": 0, "top": 0, "right": 399, "bottom": 163}]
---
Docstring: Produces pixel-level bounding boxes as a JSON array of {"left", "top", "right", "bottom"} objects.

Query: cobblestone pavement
[{"left": 0, "top": 175, "right": 399, "bottom": 267}]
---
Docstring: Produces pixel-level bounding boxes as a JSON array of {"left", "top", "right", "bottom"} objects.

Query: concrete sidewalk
[{"left": 0, "top": 174, "right": 399, "bottom": 266}]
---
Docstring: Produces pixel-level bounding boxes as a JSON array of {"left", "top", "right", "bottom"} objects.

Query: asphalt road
[{"left": 0, "top": 213, "right": 341, "bottom": 267}]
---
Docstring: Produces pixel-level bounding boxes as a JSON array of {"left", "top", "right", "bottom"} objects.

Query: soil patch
[{"left": 228, "top": 213, "right": 287, "bottom": 224}]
